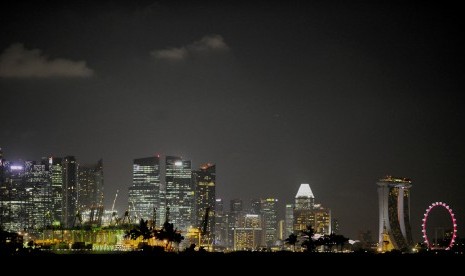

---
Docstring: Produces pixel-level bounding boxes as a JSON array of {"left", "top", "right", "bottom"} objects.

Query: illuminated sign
[
  {"left": 174, "top": 161, "right": 183, "bottom": 166},
  {"left": 10, "top": 165, "right": 23, "bottom": 170}
]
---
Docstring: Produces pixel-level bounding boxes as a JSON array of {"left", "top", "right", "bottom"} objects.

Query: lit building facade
[
  {"left": 313, "top": 204, "right": 331, "bottom": 235},
  {"left": 62, "top": 156, "right": 78, "bottom": 228},
  {"left": 78, "top": 159, "right": 104, "bottom": 212},
  {"left": 49, "top": 157, "right": 63, "bottom": 225},
  {"left": 24, "top": 160, "right": 52, "bottom": 232},
  {"left": 193, "top": 163, "right": 216, "bottom": 237},
  {"left": 293, "top": 184, "right": 315, "bottom": 232},
  {"left": 165, "top": 156, "right": 193, "bottom": 232},
  {"left": 377, "top": 176, "right": 414, "bottom": 251},
  {"left": 128, "top": 156, "right": 160, "bottom": 223},
  {"left": 0, "top": 161, "right": 28, "bottom": 232},
  {"left": 233, "top": 214, "right": 263, "bottom": 250},
  {"left": 293, "top": 183, "right": 331, "bottom": 235},
  {"left": 214, "top": 198, "right": 228, "bottom": 247},
  {"left": 261, "top": 198, "right": 278, "bottom": 247},
  {"left": 228, "top": 198, "right": 243, "bottom": 248},
  {"left": 250, "top": 198, "right": 261, "bottom": 214},
  {"left": 278, "top": 220, "right": 285, "bottom": 240},
  {"left": 285, "top": 204, "right": 294, "bottom": 238},
  {"left": 0, "top": 159, "right": 52, "bottom": 233}
]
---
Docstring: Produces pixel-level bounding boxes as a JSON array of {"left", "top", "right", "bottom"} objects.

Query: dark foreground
[{"left": 2, "top": 251, "right": 463, "bottom": 273}]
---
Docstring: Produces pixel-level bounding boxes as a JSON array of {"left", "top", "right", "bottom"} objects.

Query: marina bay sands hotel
[{"left": 377, "top": 176, "right": 414, "bottom": 252}]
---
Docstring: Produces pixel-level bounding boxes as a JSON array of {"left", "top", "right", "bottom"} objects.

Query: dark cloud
[
  {"left": 0, "top": 43, "right": 93, "bottom": 78},
  {"left": 150, "top": 34, "right": 229, "bottom": 61}
]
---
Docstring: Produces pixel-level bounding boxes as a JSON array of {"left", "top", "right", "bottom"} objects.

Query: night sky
[{"left": 1, "top": 1, "right": 463, "bottom": 241}]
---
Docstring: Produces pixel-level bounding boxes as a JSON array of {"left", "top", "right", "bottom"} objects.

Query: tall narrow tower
[
  {"left": 293, "top": 183, "right": 315, "bottom": 232},
  {"left": 377, "top": 176, "right": 414, "bottom": 251},
  {"left": 62, "top": 156, "right": 78, "bottom": 228},
  {"left": 128, "top": 156, "right": 160, "bottom": 222},
  {"left": 49, "top": 157, "right": 63, "bottom": 225},
  {"left": 193, "top": 163, "right": 216, "bottom": 235},
  {"left": 165, "top": 156, "right": 193, "bottom": 232}
]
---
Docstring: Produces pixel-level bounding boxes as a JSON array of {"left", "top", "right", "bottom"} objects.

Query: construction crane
[
  {"left": 96, "top": 204, "right": 104, "bottom": 227},
  {"left": 109, "top": 190, "right": 119, "bottom": 225},
  {"left": 199, "top": 207, "right": 211, "bottom": 249},
  {"left": 201, "top": 207, "right": 210, "bottom": 236},
  {"left": 111, "top": 189, "right": 119, "bottom": 213}
]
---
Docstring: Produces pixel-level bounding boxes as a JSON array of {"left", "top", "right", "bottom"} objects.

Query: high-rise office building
[
  {"left": 0, "top": 148, "right": 4, "bottom": 183},
  {"left": 293, "top": 184, "right": 315, "bottom": 232},
  {"left": 193, "top": 163, "right": 216, "bottom": 237},
  {"left": 49, "top": 157, "right": 63, "bottom": 225},
  {"left": 24, "top": 160, "right": 52, "bottom": 232},
  {"left": 285, "top": 204, "right": 294, "bottom": 238},
  {"left": 62, "top": 156, "right": 78, "bottom": 228},
  {"left": 0, "top": 148, "right": 5, "bottom": 229},
  {"left": 1, "top": 158, "right": 52, "bottom": 233},
  {"left": 165, "top": 156, "right": 193, "bottom": 232},
  {"left": 278, "top": 220, "right": 285, "bottom": 240},
  {"left": 250, "top": 198, "right": 261, "bottom": 214},
  {"left": 228, "top": 198, "right": 243, "bottom": 247},
  {"left": 214, "top": 198, "right": 228, "bottom": 247},
  {"left": 313, "top": 204, "right": 331, "bottom": 235},
  {"left": 230, "top": 199, "right": 243, "bottom": 213},
  {"left": 128, "top": 156, "right": 160, "bottom": 223},
  {"left": 0, "top": 161, "right": 28, "bottom": 232},
  {"left": 233, "top": 213, "right": 263, "bottom": 250},
  {"left": 261, "top": 198, "right": 278, "bottom": 247},
  {"left": 331, "top": 218, "right": 339, "bottom": 234},
  {"left": 78, "top": 159, "right": 104, "bottom": 212},
  {"left": 295, "top": 183, "right": 314, "bottom": 210},
  {"left": 377, "top": 176, "right": 414, "bottom": 251},
  {"left": 293, "top": 183, "right": 331, "bottom": 235}
]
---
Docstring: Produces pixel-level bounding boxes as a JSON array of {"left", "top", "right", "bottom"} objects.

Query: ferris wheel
[{"left": 421, "top": 202, "right": 457, "bottom": 250}]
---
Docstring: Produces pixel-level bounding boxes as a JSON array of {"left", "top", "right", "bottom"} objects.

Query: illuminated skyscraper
[
  {"left": 278, "top": 220, "right": 285, "bottom": 240},
  {"left": 0, "top": 148, "right": 4, "bottom": 182},
  {"left": 234, "top": 213, "right": 263, "bottom": 250},
  {"left": 228, "top": 198, "right": 243, "bottom": 247},
  {"left": 49, "top": 157, "right": 63, "bottom": 225},
  {"left": 0, "top": 148, "right": 5, "bottom": 229},
  {"left": 230, "top": 199, "right": 243, "bottom": 213},
  {"left": 214, "top": 198, "right": 228, "bottom": 247},
  {"left": 377, "top": 176, "right": 414, "bottom": 251},
  {"left": 128, "top": 156, "right": 160, "bottom": 223},
  {"left": 0, "top": 161, "right": 28, "bottom": 232},
  {"left": 261, "top": 198, "right": 278, "bottom": 247},
  {"left": 313, "top": 204, "right": 331, "bottom": 235},
  {"left": 293, "top": 183, "right": 331, "bottom": 235},
  {"left": 250, "top": 198, "right": 261, "bottom": 214},
  {"left": 293, "top": 184, "right": 315, "bottom": 232},
  {"left": 62, "top": 156, "right": 78, "bottom": 228},
  {"left": 78, "top": 159, "right": 104, "bottom": 212},
  {"left": 24, "top": 159, "right": 52, "bottom": 232},
  {"left": 285, "top": 204, "right": 294, "bottom": 237},
  {"left": 1, "top": 157, "right": 52, "bottom": 233},
  {"left": 165, "top": 156, "right": 193, "bottom": 232},
  {"left": 193, "top": 163, "right": 216, "bottom": 236}
]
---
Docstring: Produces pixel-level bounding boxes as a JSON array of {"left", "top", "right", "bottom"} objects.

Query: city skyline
[
  {"left": 1, "top": 148, "right": 462, "bottom": 244},
  {"left": 1, "top": 1, "right": 464, "bottom": 242}
]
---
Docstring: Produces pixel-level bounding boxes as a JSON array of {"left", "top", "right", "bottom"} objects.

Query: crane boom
[
  {"left": 111, "top": 189, "right": 119, "bottom": 213},
  {"left": 201, "top": 207, "right": 210, "bottom": 235}
]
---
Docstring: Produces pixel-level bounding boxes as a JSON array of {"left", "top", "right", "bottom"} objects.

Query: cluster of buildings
[
  {"left": 0, "top": 148, "right": 104, "bottom": 234},
  {"left": 0, "top": 147, "right": 334, "bottom": 251},
  {"left": 0, "top": 146, "right": 423, "bottom": 253},
  {"left": 125, "top": 155, "right": 333, "bottom": 250}
]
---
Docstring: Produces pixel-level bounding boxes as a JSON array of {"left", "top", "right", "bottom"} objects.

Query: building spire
[{"left": 295, "top": 183, "right": 314, "bottom": 198}]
